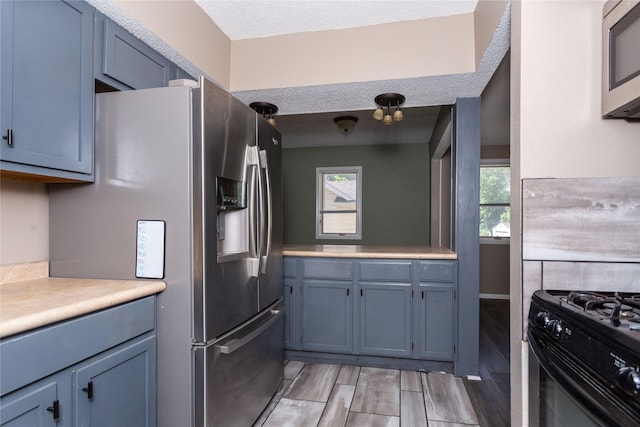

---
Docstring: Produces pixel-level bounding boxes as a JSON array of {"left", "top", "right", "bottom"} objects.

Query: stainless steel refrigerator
[{"left": 49, "top": 76, "right": 284, "bottom": 426}]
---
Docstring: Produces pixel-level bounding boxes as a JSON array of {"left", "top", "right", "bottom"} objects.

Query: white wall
[
  {"left": 519, "top": 1, "right": 640, "bottom": 179},
  {"left": 0, "top": 180, "right": 48, "bottom": 265},
  {"left": 511, "top": 1, "right": 640, "bottom": 425},
  {"left": 112, "top": 0, "right": 232, "bottom": 89},
  {"left": 231, "top": 14, "right": 475, "bottom": 91}
]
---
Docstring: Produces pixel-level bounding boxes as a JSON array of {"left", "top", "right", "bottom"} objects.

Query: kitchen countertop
[
  {"left": 0, "top": 262, "right": 166, "bottom": 338},
  {"left": 282, "top": 245, "right": 457, "bottom": 259}
]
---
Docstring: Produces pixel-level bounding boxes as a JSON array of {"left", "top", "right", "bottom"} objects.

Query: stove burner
[
  {"left": 567, "top": 291, "right": 640, "bottom": 324},
  {"left": 567, "top": 292, "right": 610, "bottom": 308},
  {"left": 625, "top": 295, "right": 640, "bottom": 309}
]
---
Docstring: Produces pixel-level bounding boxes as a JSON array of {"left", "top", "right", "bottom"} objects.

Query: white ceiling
[{"left": 195, "top": 0, "right": 478, "bottom": 41}]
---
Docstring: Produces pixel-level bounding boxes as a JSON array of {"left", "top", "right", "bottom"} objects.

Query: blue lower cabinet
[
  {"left": 0, "top": 298, "right": 157, "bottom": 427},
  {"left": 302, "top": 280, "right": 353, "bottom": 353},
  {"left": 419, "top": 284, "right": 454, "bottom": 360},
  {"left": 0, "top": 381, "right": 59, "bottom": 427},
  {"left": 283, "top": 278, "right": 297, "bottom": 350},
  {"left": 284, "top": 256, "right": 457, "bottom": 364},
  {"left": 359, "top": 282, "right": 413, "bottom": 357},
  {"left": 74, "top": 336, "right": 156, "bottom": 427}
]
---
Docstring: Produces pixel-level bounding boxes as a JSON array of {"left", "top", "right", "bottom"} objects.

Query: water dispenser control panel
[{"left": 216, "top": 177, "right": 246, "bottom": 210}]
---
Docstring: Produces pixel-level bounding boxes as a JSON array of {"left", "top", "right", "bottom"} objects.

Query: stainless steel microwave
[{"left": 602, "top": 0, "right": 640, "bottom": 119}]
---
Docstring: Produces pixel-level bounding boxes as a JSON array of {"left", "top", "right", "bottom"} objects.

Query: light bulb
[
  {"left": 393, "top": 108, "right": 403, "bottom": 121},
  {"left": 383, "top": 113, "right": 393, "bottom": 125},
  {"left": 373, "top": 107, "right": 384, "bottom": 121},
  {"left": 267, "top": 116, "right": 276, "bottom": 127}
]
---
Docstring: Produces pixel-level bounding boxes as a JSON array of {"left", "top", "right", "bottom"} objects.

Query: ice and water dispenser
[{"left": 216, "top": 176, "right": 248, "bottom": 259}]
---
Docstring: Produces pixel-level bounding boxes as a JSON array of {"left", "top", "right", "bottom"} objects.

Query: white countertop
[
  {"left": 283, "top": 245, "right": 457, "bottom": 260},
  {"left": 0, "top": 262, "right": 166, "bottom": 338}
]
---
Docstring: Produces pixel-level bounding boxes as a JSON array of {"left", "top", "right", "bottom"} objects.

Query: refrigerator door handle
[
  {"left": 215, "top": 307, "right": 285, "bottom": 354},
  {"left": 259, "top": 149, "right": 272, "bottom": 275},
  {"left": 256, "top": 147, "right": 267, "bottom": 274},
  {"left": 246, "top": 146, "right": 260, "bottom": 277}
]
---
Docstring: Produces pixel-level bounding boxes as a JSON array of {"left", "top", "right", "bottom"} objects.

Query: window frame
[
  {"left": 315, "top": 166, "right": 362, "bottom": 240},
  {"left": 479, "top": 159, "right": 510, "bottom": 243}
]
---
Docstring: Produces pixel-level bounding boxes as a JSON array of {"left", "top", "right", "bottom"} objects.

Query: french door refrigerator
[{"left": 49, "top": 76, "right": 284, "bottom": 427}]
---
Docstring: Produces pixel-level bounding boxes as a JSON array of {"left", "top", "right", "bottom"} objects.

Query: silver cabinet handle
[{"left": 215, "top": 308, "right": 284, "bottom": 354}]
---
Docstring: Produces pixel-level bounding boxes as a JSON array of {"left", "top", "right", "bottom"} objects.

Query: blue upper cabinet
[
  {"left": 94, "top": 14, "right": 172, "bottom": 90},
  {"left": 171, "top": 64, "right": 195, "bottom": 82},
  {"left": 0, "top": 0, "right": 94, "bottom": 181}
]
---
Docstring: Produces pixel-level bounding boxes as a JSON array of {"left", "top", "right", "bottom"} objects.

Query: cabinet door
[
  {"left": 0, "top": 382, "right": 58, "bottom": 427},
  {"left": 302, "top": 280, "right": 352, "bottom": 353},
  {"left": 283, "top": 278, "right": 297, "bottom": 350},
  {"left": 419, "top": 284, "right": 454, "bottom": 360},
  {"left": 98, "top": 18, "right": 171, "bottom": 90},
  {"left": 74, "top": 336, "right": 156, "bottom": 427},
  {"left": 359, "top": 282, "right": 413, "bottom": 357},
  {"left": 0, "top": 0, "right": 94, "bottom": 180}
]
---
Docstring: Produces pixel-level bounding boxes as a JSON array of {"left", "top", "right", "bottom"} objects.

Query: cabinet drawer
[
  {"left": 0, "top": 297, "right": 155, "bottom": 396},
  {"left": 283, "top": 258, "right": 296, "bottom": 278},
  {"left": 418, "top": 261, "right": 455, "bottom": 282},
  {"left": 359, "top": 261, "right": 412, "bottom": 282},
  {"left": 303, "top": 259, "right": 353, "bottom": 280}
]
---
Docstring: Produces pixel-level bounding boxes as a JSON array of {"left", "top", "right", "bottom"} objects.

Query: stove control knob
[
  {"left": 615, "top": 367, "right": 640, "bottom": 396},
  {"left": 535, "top": 312, "right": 551, "bottom": 327},
  {"left": 545, "top": 319, "right": 564, "bottom": 339}
]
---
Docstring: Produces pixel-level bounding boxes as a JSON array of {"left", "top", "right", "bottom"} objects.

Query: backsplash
[
  {"left": 0, "top": 261, "right": 48, "bottom": 285},
  {"left": 521, "top": 177, "right": 640, "bottom": 332},
  {"left": 522, "top": 177, "right": 640, "bottom": 263}
]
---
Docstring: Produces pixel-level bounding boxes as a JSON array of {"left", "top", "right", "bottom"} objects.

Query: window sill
[
  {"left": 480, "top": 237, "right": 510, "bottom": 245},
  {"left": 316, "top": 235, "right": 362, "bottom": 240}
]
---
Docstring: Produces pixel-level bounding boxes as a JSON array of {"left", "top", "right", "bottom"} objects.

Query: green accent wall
[{"left": 282, "top": 143, "right": 430, "bottom": 245}]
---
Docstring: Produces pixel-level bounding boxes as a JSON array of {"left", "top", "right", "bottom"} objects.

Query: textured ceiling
[
  {"left": 230, "top": 5, "right": 511, "bottom": 115},
  {"left": 276, "top": 106, "right": 442, "bottom": 148},
  {"left": 87, "top": 0, "right": 511, "bottom": 148},
  {"left": 195, "top": 0, "right": 478, "bottom": 40}
]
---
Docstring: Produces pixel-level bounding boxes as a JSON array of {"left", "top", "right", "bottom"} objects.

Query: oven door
[{"left": 528, "top": 328, "right": 640, "bottom": 427}]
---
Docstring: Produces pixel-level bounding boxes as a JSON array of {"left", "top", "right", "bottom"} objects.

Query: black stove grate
[{"left": 566, "top": 291, "right": 640, "bottom": 324}]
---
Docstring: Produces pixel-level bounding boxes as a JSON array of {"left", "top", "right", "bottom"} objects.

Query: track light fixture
[
  {"left": 250, "top": 102, "right": 278, "bottom": 127},
  {"left": 372, "top": 93, "right": 405, "bottom": 125}
]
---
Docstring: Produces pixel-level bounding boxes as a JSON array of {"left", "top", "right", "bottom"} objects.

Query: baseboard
[
  {"left": 480, "top": 293, "right": 510, "bottom": 300},
  {"left": 284, "top": 350, "right": 454, "bottom": 373}
]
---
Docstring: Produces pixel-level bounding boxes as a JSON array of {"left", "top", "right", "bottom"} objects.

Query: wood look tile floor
[{"left": 255, "top": 300, "right": 510, "bottom": 427}]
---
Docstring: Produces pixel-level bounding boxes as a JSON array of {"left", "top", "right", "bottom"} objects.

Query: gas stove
[
  {"left": 534, "top": 290, "right": 640, "bottom": 357},
  {"left": 528, "top": 290, "right": 640, "bottom": 426}
]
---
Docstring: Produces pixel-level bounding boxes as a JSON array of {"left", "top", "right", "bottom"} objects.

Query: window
[
  {"left": 316, "top": 166, "right": 362, "bottom": 239},
  {"left": 480, "top": 162, "right": 510, "bottom": 239}
]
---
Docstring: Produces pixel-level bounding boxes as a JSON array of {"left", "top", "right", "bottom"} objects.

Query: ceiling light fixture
[
  {"left": 250, "top": 102, "right": 278, "bottom": 127},
  {"left": 372, "top": 93, "right": 405, "bottom": 125},
  {"left": 333, "top": 116, "right": 359, "bottom": 136}
]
